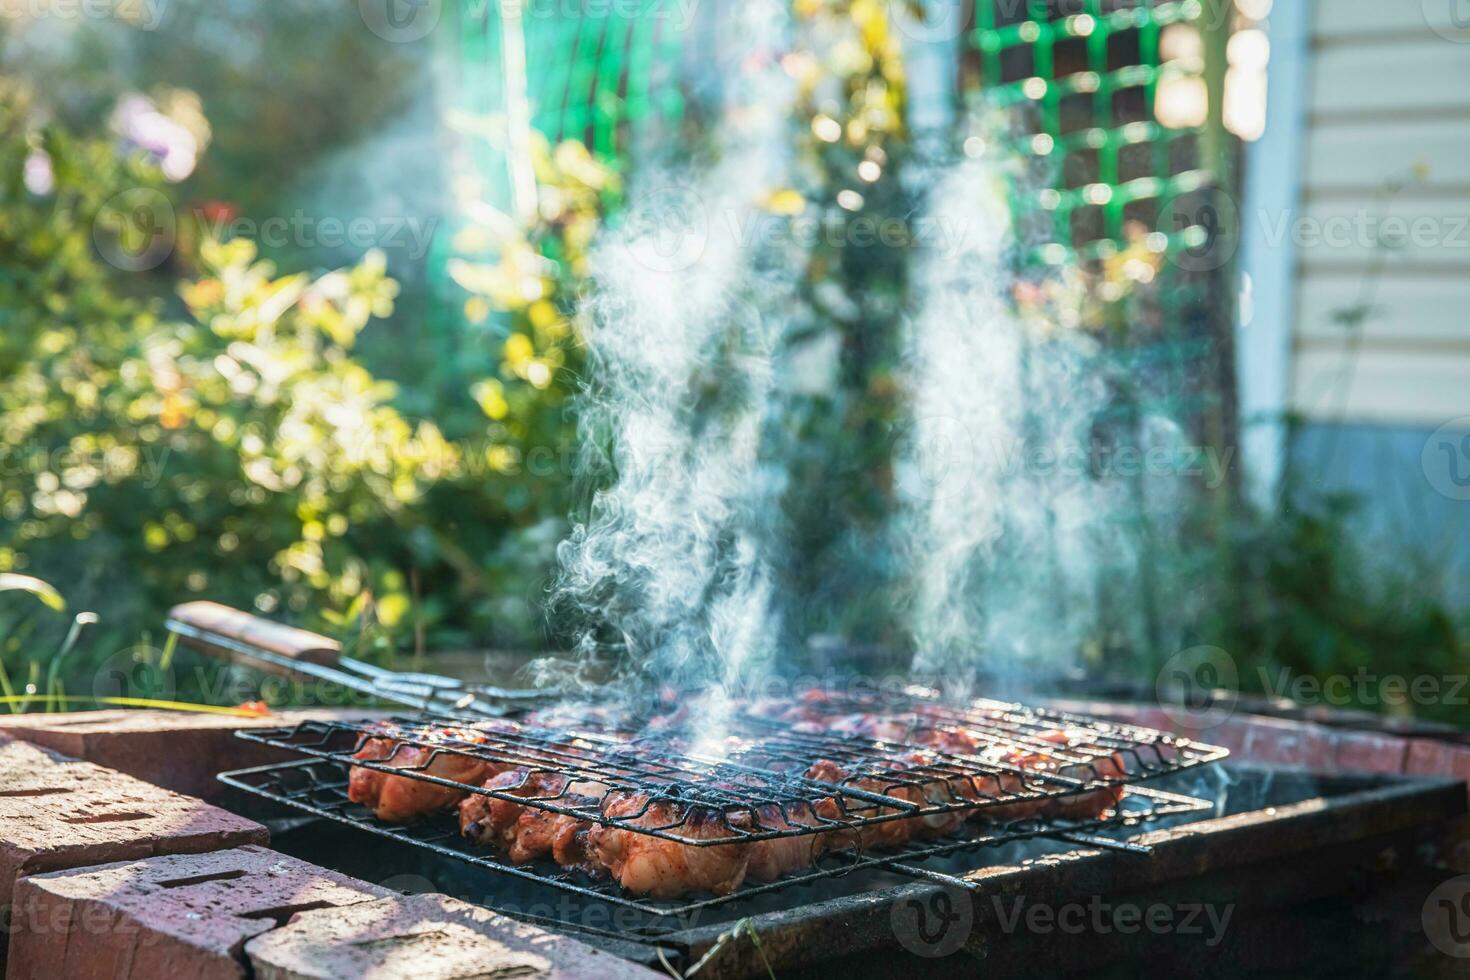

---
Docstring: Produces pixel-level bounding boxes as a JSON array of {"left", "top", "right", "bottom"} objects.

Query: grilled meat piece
[
  {"left": 744, "top": 801, "right": 828, "bottom": 882},
  {"left": 585, "top": 793, "right": 752, "bottom": 898},
  {"left": 459, "top": 769, "right": 605, "bottom": 869},
  {"left": 349, "top": 691, "right": 1148, "bottom": 898},
  {"left": 346, "top": 720, "right": 520, "bottom": 824},
  {"left": 347, "top": 737, "right": 499, "bottom": 824}
]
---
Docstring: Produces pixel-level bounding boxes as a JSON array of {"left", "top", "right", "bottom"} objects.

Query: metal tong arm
[{"left": 164, "top": 601, "right": 550, "bottom": 716}]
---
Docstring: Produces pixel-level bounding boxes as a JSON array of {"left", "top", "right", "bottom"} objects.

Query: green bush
[{"left": 0, "top": 88, "right": 589, "bottom": 696}]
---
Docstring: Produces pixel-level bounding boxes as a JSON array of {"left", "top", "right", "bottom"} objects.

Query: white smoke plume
[
  {"left": 551, "top": 5, "right": 796, "bottom": 707},
  {"left": 899, "top": 151, "right": 1147, "bottom": 697}
]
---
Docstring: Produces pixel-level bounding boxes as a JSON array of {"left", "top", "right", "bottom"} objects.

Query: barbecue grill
[
  {"left": 216, "top": 705, "right": 1222, "bottom": 921},
  {"left": 164, "top": 604, "right": 1226, "bottom": 936},
  {"left": 165, "top": 605, "right": 1468, "bottom": 977}
]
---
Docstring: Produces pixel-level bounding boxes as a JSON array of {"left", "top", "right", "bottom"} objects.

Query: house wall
[{"left": 1246, "top": 0, "right": 1470, "bottom": 575}]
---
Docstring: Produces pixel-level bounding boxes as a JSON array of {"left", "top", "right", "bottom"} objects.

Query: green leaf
[{"left": 0, "top": 575, "right": 65, "bottom": 613}]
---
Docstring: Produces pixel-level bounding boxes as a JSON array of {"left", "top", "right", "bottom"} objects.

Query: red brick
[
  {"left": 1406, "top": 738, "right": 1460, "bottom": 777},
  {"left": 1238, "top": 717, "right": 1337, "bottom": 771},
  {"left": 1196, "top": 718, "right": 1250, "bottom": 756},
  {"left": 0, "top": 739, "right": 266, "bottom": 915},
  {"left": 1452, "top": 747, "right": 1470, "bottom": 784},
  {"left": 7, "top": 845, "right": 390, "bottom": 980},
  {"left": 0, "top": 709, "right": 386, "bottom": 803},
  {"left": 1331, "top": 730, "right": 1411, "bottom": 775},
  {"left": 245, "top": 893, "right": 661, "bottom": 980}
]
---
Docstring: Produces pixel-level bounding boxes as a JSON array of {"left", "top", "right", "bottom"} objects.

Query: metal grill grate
[
  {"left": 228, "top": 694, "right": 1225, "bottom": 847},
  {"left": 220, "top": 756, "right": 1211, "bottom": 922}
]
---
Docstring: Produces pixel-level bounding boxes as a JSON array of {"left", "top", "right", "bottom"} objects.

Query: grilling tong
[{"left": 166, "top": 601, "right": 558, "bottom": 718}]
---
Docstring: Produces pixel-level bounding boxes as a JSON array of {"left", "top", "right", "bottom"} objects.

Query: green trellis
[
  {"left": 967, "top": 0, "right": 1238, "bottom": 664},
  {"left": 453, "top": 1, "right": 690, "bottom": 204},
  {"left": 428, "top": 1, "right": 693, "bottom": 392},
  {"left": 965, "top": 0, "right": 1235, "bottom": 433},
  {"left": 442, "top": 0, "right": 1231, "bottom": 319},
  {"left": 969, "top": 0, "right": 1221, "bottom": 266}
]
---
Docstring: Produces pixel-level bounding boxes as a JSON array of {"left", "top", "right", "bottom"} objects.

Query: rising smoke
[
  {"left": 899, "top": 149, "right": 1127, "bottom": 695},
  {"left": 550, "top": 5, "right": 798, "bottom": 709},
  {"left": 553, "top": 39, "right": 1190, "bottom": 706}
]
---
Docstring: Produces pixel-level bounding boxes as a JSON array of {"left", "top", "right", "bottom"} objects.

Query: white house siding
[
  {"left": 1291, "top": 1, "right": 1470, "bottom": 425},
  {"left": 1257, "top": 0, "right": 1470, "bottom": 576}
]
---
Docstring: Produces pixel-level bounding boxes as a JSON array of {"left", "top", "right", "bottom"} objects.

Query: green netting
[
  {"left": 441, "top": 0, "right": 1231, "bottom": 404},
  {"left": 968, "top": 0, "right": 1236, "bottom": 663},
  {"left": 969, "top": 0, "right": 1218, "bottom": 268},
  {"left": 454, "top": 1, "right": 688, "bottom": 197},
  {"left": 428, "top": 2, "right": 692, "bottom": 391}
]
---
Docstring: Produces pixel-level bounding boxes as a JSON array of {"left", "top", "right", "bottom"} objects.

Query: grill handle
[{"left": 166, "top": 601, "right": 341, "bottom": 676}]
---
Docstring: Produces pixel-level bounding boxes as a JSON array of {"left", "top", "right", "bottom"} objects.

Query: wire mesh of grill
[
  {"left": 219, "top": 756, "right": 1212, "bottom": 922},
  {"left": 230, "top": 690, "right": 1225, "bottom": 847}
]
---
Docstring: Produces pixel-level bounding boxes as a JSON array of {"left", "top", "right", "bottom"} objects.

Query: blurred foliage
[
  {"left": 1207, "top": 482, "right": 1469, "bottom": 726},
  {"left": 770, "top": 0, "right": 913, "bottom": 652},
  {"left": 0, "top": 1, "right": 423, "bottom": 219},
  {"left": 0, "top": 84, "right": 592, "bottom": 696},
  {"left": 449, "top": 134, "right": 618, "bottom": 496},
  {"left": 0, "top": 7, "right": 1463, "bottom": 726}
]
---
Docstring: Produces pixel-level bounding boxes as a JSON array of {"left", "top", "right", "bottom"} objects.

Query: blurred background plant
[{"left": 0, "top": 2, "right": 1464, "bottom": 721}]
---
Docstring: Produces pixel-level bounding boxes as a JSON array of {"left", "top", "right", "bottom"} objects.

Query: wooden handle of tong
[{"left": 166, "top": 601, "right": 341, "bottom": 675}]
